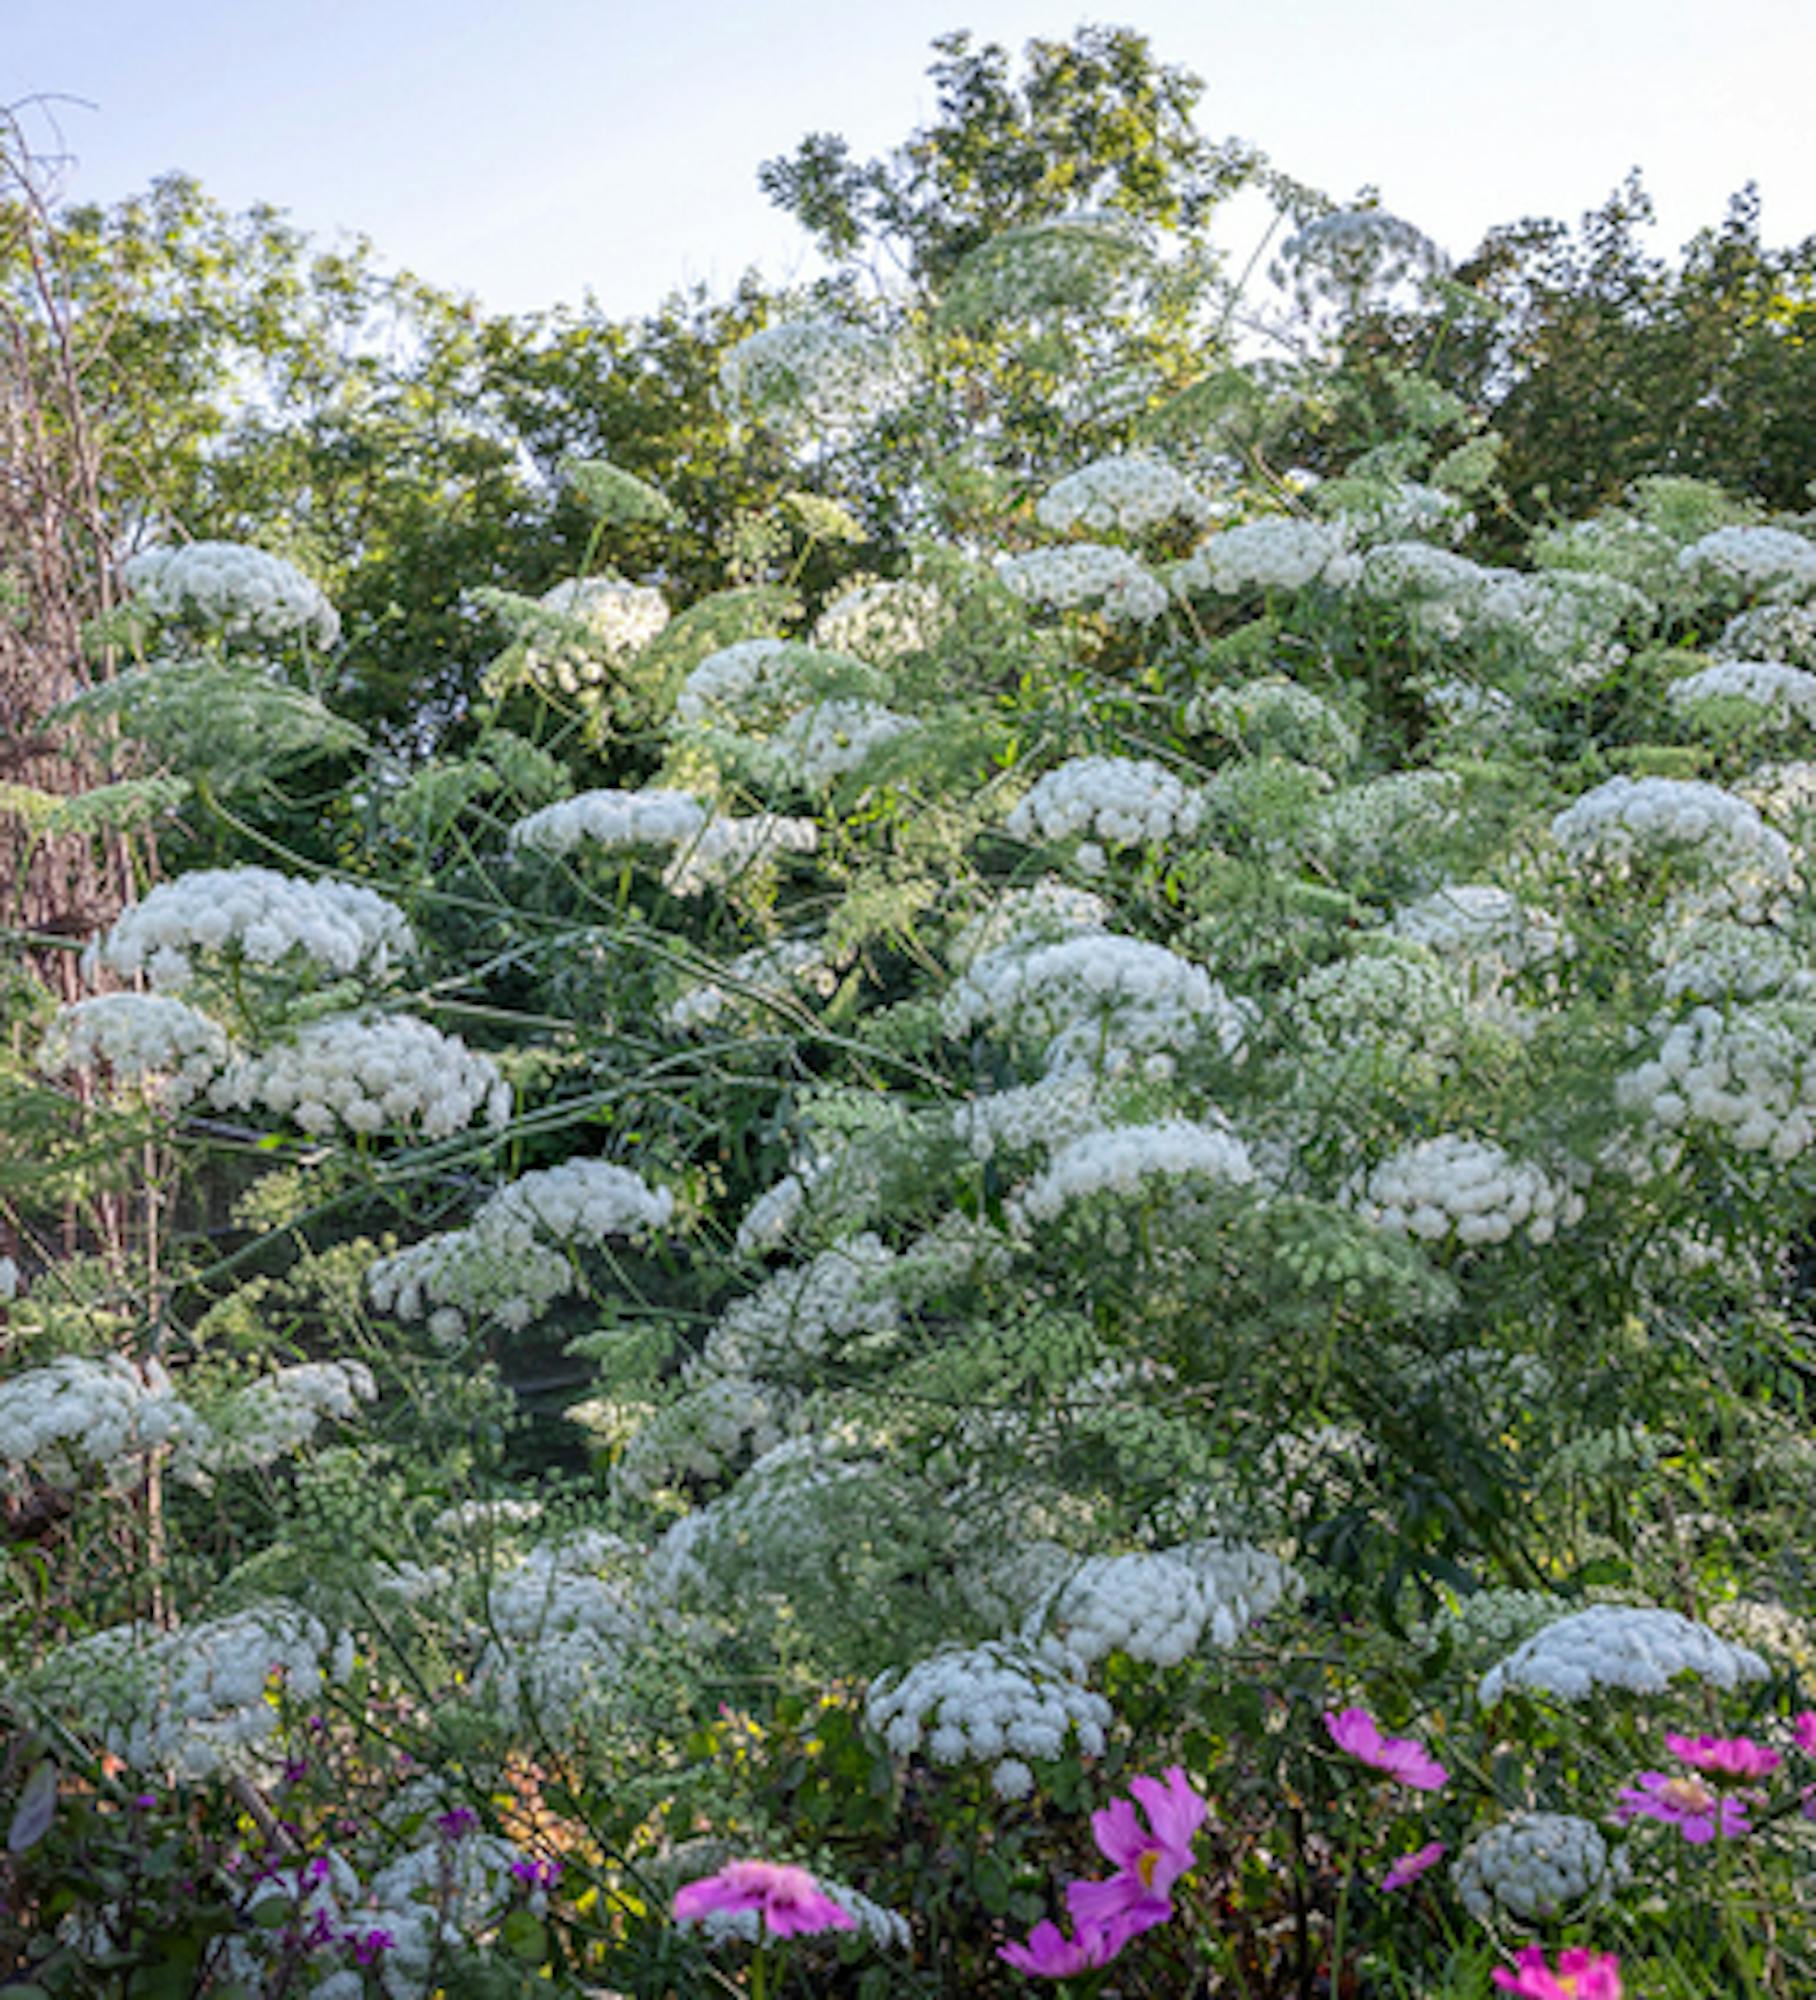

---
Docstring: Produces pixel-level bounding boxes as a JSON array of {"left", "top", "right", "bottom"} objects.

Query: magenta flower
[
  {"left": 1379, "top": 1840, "right": 1446, "bottom": 1891},
  {"left": 1665, "top": 1731, "right": 1780, "bottom": 1783},
  {"left": 1615, "top": 1770, "right": 1751, "bottom": 1843},
  {"left": 1324, "top": 1708, "right": 1449, "bottom": 1791},
  {"left": 1491, "top": 1944, "right": 1622, "bottom": 1998},
  {"left": 672, "top": 1859, "right": 857, "bottom": 1939},
  {"left": 998, "top": 1917, "right": 1126, "bottom": 1977},
  {"left": 1065, "top": 1765, "right": 1209, "bottom": 1937},
  {"left": 1793, "top": 1712, "right": 1816, "bottom": 1756}
]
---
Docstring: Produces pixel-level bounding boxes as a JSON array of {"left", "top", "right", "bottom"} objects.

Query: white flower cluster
[
  {"left": 122, "top": 540, "right": 340, "bottom": 648},
  {"left": 948, "top": 881, "right": 1111, "bottom": 968},
  {"left": 1470, "top": 570, "right": 1654, "bottom": 686},
  {"left": 0, "top": 1355, "right": 200, "bottom": 1496},
  {"left": 1036, "top": 455, "right": 1210, "bottom": 537},
  {"left": 1649, "top": 918, "right": 1814, "bottom": 1004},
  {"left": 98, "top": 868, "right": 415, "bottom": 991},
  {"left": 1668, "top": 658, "right": 1816, "bottom": 730},
  {"left": 214, "top": 1013, "right": 508, "bottom": 1141},
  {"left": 475, "top": 1528, "right": 642, "bottom": 1727},
  {"left": 1331, "top": 481, "right": 1472, "bottom": 549},
  {"left": 38, "top": 993, "right": 233, "bottom": 1110},
  {"left": 719, "top": 319, "right": 897, "bottom": 440},
  {"left": 1390, "top": 885, "right": 1567, "bottom": 978},
  {"left": 1184, "top": 677, "right": 1359, "bottom": 771},
  {"left": 953, "top": 1068, "right": 1110, "bottom": 1164},
  {"left": 1420, "top": 1588, "right": 1571, "bottom": 1666},
  {"left": 509, "top": 787, "right": 708, "bottom": 860},
  {"left": 1029, "top": 1541, "right": 1296, "bottom": 1668},
  {"left": 1172, "top": 518, "right": 1356, "bottom": 596},
  {"left": 521, "top": 577, "right": 671, "bottom": 693},
  {"left": 1551, "top": 776, "right": 1795, "bottom": 909},
  {"left": 1285, "top": 952, "right": 1470, "bottom": 1066},
  {"left": 612, "top": 1376, "right": 795, "bottom": 1500},
  {"left": 1679, "top": 524, "right": 1816, "bottom": 600},
  {"left": 766, "top": 698, "right": 917, "bottom": 789},
  {"left": 1005, "top": 755, "right": 1204, "bottom": 850},
  {"left": 1280, "top": 208, "right": 1449, "bottom": 305},
  {"left": 201, "top": 1360, "right": 377, "bottom": 1472},
  {"left": 663, "top": 938, "right": 839, "bottom": 1032},
  {"left": 813, "top": 577, "right": 949, "bottom": 662},
  {"left": 37, "top": 1606, "right": 348, "bottom": 1779},
  {"left": 359, "top": 1832, "right": 528, "bottom": 1997},
  {"left": 1015, "top": 1118, "right": 1256, "bottom": 1224},
  {"left": 681, "top": 1873, "right": 910, "bottom": 1952},
  {"left": 944, "top": 933, "right": 1249, "bottom": 1073},
  {"left": 1307, "top": 770, "right": 1461, "bottom": 873},
  {"left": 1452, "top": 1813, "right": 1624, "bottom": 1924},
  {"left": 675, "top": 638, "right": 870, "bottom": 727},
  {"left": 1615, "top": 1001, "right": 1816, "bottom": 1162},
  {"left": 1346, "top": 1136, "right": 1584, "bottom": 1247},
  {"left": 701, "top": 1234, "right": 898, "bottom": 1377},
  {"left": 996, "top": 544, "right": 1169, "bottom": 625},
  {"left": 1739, "top": 759, "right": 1816, "bottom": 830},
  {"left": 1477, "top": 1603, "right": 1771, "bottom": 1704},
  {"left": 368, "top": 1158, "right": 673, "bottom": 1338},
  {"left": 1716, "top": 601, "right": 1816, "bottom": 669},
  {"left": 866, "top": 1639, "right": 1112, "bottom": 1801},
  {"left": 662, "top": 813, "right": 820, "bottom": 896},
  {"left": 432, "top": 1496, "right": 545, "bottom": 1537}
]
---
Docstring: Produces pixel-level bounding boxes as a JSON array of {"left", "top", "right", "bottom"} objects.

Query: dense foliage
[{"left": 6, "top": 28, "right": 1816, "bottom": 2000}]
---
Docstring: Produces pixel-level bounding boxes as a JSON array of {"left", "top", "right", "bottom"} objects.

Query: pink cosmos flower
[
  {"left": 1792, "top": 1712, "right": 1816, "bottom": 1756},
  {"left": 1491, "top": 1944, "right": 1623, "bottom": 1998},
  {"left": 1065, "top": 1765, "right": 1209, "bottom": 1937},
  {"left": 672, "top": 1860, "right": 858, "bottom": 1939},
  {"left": 998, "top": 1917, "right": 1126, "bottom": 1977},
  {"left": 1379, "top": 1840, "right": 1446, "bottom": 1891},
  {"left": 1323, "top": 1708, "right": 1450, "bottom": 1791},
  {"left": 1665, "top": 1731, "right": 1780, "bottom": 1783},
  {"left": 1614, "top": 1770, "right": 1751, "bottom": 1844}
]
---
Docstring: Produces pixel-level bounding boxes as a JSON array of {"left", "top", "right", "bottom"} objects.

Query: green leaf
[{"left": 500, "top": 1910, "right": 548, "bottom": 1962}]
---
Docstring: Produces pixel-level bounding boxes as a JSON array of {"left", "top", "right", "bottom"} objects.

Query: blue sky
[{"left": 10, "top": 0, "right": 1815, "bottom": 318}]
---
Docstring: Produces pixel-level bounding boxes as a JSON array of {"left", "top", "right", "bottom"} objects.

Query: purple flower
[
  {"left": 512, "top": 1856, "right": 563, "bottom": 1889},
  {"left": 1324, "top": 1708, "right": 1450, "bottom": 1791},
  {"left": 1380, "top": 1840, "right": 1446, "bottom": 1891},
  {"left": 998, "top": 1916, "right": 1127, "bottom": 1977},
  {"left": 1065, "top": 1764, "right": 1208, "bottom": 1938},
  {"left": 280, "top": 1758, "right": 310, "bottom": 1786},
  {"left": 673, "top": 1860, "right": 857, "bottom": 1939},
  {"left": 1615, "top": 1771, "right": 1750, "bottom": 1843},
  {"left": 436, "top": 1806, "right": 480, "bottom": 1841},
  {"left": 348, "top": 1927, "right": 396, "bottom": 1965}
]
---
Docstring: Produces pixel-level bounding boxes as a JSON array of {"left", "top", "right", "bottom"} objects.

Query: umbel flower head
[{"left": 672, "top": 1859, "right": 857, "bottom": 1939}]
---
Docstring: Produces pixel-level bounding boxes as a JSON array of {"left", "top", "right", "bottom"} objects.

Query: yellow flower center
[
  {"left": 1660, "top": 1775, "right": 1715, "bottom": 1813},
  {"left": 1137, "top": 1848, "right": 1160, "bottom": 1889}
]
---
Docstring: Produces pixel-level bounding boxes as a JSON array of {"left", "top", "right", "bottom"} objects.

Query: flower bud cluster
[
  {"left": 866, "top": 1639, "right": 1112, "bottom": 1800},
  {"left": 368, "top": 1158, "right": 672, "bottom": 1337},
  {"left": 520, "top": 577, "right": 670, "bottom": 692},
  {"left": 1286, "top": 952, "right": 1470, "bottom": 1066},
  {"left": 509, "top": 787, "right": 708, "bottom": 860},
  {"left": 1615, "top": 1001, "right": 1816, "bottom": 1161},
  {"left": 122, "top": 540, "right": 340, "bottom": 647},
  {"left": 1330, "top": 480, "right": 1472, "bottom": 548},
  {"left": 1036, "top": 455, "right": 1211, "bottom": 537},
  {"left": 1389, "top": 885, "right": 1567, "bottom": 977},
  {"left": 1477, "top": 1603, "right": 1770, "bottom": 1704},
  {"left": 98, "top": 867, "right": 415, "bottom": 991},
  {"left": 1648, "top": 918, "right": 1814, "bottom": 1004},
  {"left": 719, "top": 319, "right": 897, "bottom": 439},
  {"left": 948, "top": 881, "right": 1111, "bottom": 968},
  {"left": 612, "top": 1376, "right": 794, "bottom": 1500},
  {"left": 996, "top": 544, "right": 1169, "bottom": 625},
  {"left": 1715, "top": 601, "right": 1816, "bottom": 669},
  {"left": 1005, "top": 755, "right": 1205, "bottom": 849},
  {"left": 701, "top": 1234, "right": 899, "bottom": 1379},
  {"left": 1419, "top": 1588, "right": 1572, "bottom": 1667},
  {"left": 953, "top": 1069, "right": 1110, "bottom": 1163},
  {"left": 39, "top": 993, "right": 233, "bottom": 1110},
  {"left": 1028, "top": 1541, "right": 1297, "bottom": 1668},
  {"left": 1307, "top": 770, "right": 1461, "bottom": 873},
  {"left": 216, "top": 1013, "right": 510, "bottom": 1140},
  {"left": 1678, "top": 524, "right": 1816, "bottom": 599},
  {"left": 1451, "top": 1812, "right": 1624, "bottom": 1923},
  {"left": 1014, "top": 1117, "right": 1256, "bottom": 1224},
  {"left": 1185, "top": 677, "right": 1359, "bottom": 770},
  {"left": 1668, "top": 658, "right": 1816, "bottom": 729},
  {"left": 475, "top": 1528, "right": 642, "bottom": 1725},
  {"left": 1346, "top": 1135, "right": 1584, "bottom": 1247},
  {"left": 1172, "top": 517, "right": 1355, "bottom": 596},
  {"left": 676, "top": 639, "right": 873, "bottom": 727},
  {"left": 813, "top": 577, "right": 949, "bottom": 662}
]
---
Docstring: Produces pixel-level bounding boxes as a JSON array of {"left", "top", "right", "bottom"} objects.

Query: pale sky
[{"left": 9, "top": 0, "right": 1815, "bottom": 319}]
